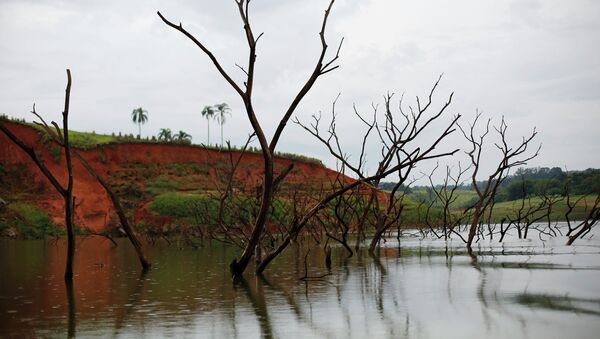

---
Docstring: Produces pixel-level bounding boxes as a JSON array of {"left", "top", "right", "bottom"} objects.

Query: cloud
[{"left": 1, "top": 0, "right": 599, "bottom": 182}]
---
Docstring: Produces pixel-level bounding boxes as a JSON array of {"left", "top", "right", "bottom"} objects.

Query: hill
[{"left": 0, "top": 119, "right": 352, "bottom": 238}]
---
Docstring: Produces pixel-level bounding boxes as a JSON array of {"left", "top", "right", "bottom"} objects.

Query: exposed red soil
[{"left": 1, "top": 121, "right": 372, "bottom": 232}]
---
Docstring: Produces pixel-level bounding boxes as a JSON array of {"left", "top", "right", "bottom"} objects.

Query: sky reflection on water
[{"left": 1, "top": 228, "right": 599, "bottom": 338}]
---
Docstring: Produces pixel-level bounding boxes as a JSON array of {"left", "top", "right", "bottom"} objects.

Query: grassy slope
[
  {"left": 0, "top": 203, "right": 63, "bottom": 239},
  {"left": 145, "top": 185, "right": 596, "bottom": 228},
  {"left": 489, "top": 194, "right": 594, "bottom": 222},
  {"left": 5, "top": 118, "right": 324, "bottom": 165},
  {"left": 409, "top": 188, "right": 477, "bottom": 209},
  {"left": 3, "top": 117, "right": 596, "bottom": 234},
  {"left": 408, "top": 188, "right": 595, "bottom": 223}
]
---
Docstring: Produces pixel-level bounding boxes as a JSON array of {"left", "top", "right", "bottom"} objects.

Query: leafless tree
[
  {"left": 158, "top": 0, "right": 343, "bottom": 277},
  {"left": 291, "top": 78, "right": 460, "bottom": 257},
  {"left": 424, "top": 163, "right": 472, "bottom": 241},
  {"left": 72, "top": 151, "right": 151, "bottom": 270},
  {"left": 460, "top": 113, "right": 540, "bottom": 251},
  {"left": 533, "top": 189, "right": 564, "bottom": 239},
  {"left": 0, "top": 69, "right": 76, "bottom": 279},
  {"left": 499, "top": 181, "right": 548, "bottom": 242},
  {"left": 566, "top": 193, "right": 600, "bottom": 245},
  {"left": 208, "top": 135, "right": 256, "bottom": 248},
  {"left": 319, "top": 191, "right": 358, "bottom": 257}
]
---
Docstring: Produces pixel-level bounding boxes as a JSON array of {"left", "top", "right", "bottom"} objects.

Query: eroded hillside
[{"left": 0, "top": 120, "right": 353, "bottom": 236}]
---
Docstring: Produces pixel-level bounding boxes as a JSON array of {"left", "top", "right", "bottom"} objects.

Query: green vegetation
[
  {"left": 1, "top": 115, "right": 324, "bottom": 164},
  {"left": 406, "top": 190, "right": 596, "bottom": 225},
  {"left": 47, "top": 144, "right": 62, "bottom": 162},
  {"left": 131, "top": 107, "right": 149, "bottom": 138},
  {"left": 2, "top": 202, "right": 63, "bottom": 239},
  {"left": 395, "top": 198, "right": 428, "bottom": 225},
  {"left": 409, "top": 188, "right": 477, "bottom": 209},
  {"left": 149, "top": 193, "right": 214, "bottom": 218},
  {"left": 498, "top": 167, "right": 600, "bottom": 201},
  {"left": 145, "top": 177, "right": 179, "bottom": 195},
  {"left": 147, "top": 192, "right": 292, "bottom": 227},
  {"left": 488, "top": 194, "right": 595, "bottom": 222},
  {"left": 201, "top": 105, "right": 215, "bottom": 145},
  {"left": 200, "top": 102, "right": 231, "bottom": 147},
  {"left": 68, "top": 129, "right": 117, "bottom": 148},
  {"left": 214, "top": 102, "right": 231, "bottom": 147},
  {"left": 158, "top": 128, "right": 172, "bottom": 141},
  {"left": 385, "top": 166, "right": 600, "bottom": 225},
  {"left": 174, "top": 130, "right": 192, "bottom": 143},
  {"left": 392, "top": 167, "right": 599, "bottom": 206},
  {"left": 165, "top": 163, "right": 210, "bottom": 176},
  {"left": 272, "top": 151, "right": 323, "bottom": 166}
]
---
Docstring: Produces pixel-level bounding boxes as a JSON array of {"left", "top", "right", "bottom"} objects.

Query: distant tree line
[
  {"left": 379, "top": 182, "right": 412, "bottom": 193},
  {"left": 405, "top": 167, "right": 600, "bottom": 204},
  {"left": 498, "top": 167, "right": 600, "bottom": 200}
]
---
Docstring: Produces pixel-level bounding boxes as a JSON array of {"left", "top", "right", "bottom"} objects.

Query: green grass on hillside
[
  {"left": 2, "top": 117, "right": 324, "bottom": 164},
  {"left": 145, "top": 177, "right": 179, "bottom": 195},
  {"left": 2, "top": 203, "right": 63, "bottom": 239},
  {"left": 147, "top": 192, "right": 292, "bottom": 227},
  {"left": 408, "top": 188, "right": 596, "bottom": 224},
  {"left": 68, "top": 130, "right": 117, "bottom": 149},
  {"left": 409, "top": 189, "right": 477, "bottom": 209},
  {"left": 489, "top": 194, "right": 595, "bottom": 222}
]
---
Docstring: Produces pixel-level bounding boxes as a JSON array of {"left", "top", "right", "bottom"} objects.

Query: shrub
[
  {"left": 8, "top": 203, "right": 63, "bottom": 239},
  {"left": 149, "top": 193, "right": 215, "bottom": 218},
  {"left": 145, "top": 177, "right": 178, "bottom": 195}
]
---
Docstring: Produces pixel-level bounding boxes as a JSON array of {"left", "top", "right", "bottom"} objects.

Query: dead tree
[
  {"left": 460, "top": 113, "right": 540, "bottom": 251},
  {"left": 566, "top": 193, "right": 600, "bottom": 245},
  {"left": 0, "top": 69, "right": 76, "bottom": 279},
  {"left": 499, "top": 176, "right": 548, "bottom": 241},
  {"left": 425, "top": 163, "right": 471, "bottom": 240},
  {"left": 72, "top": 151, "right": 151, "bottom": 270},
  {"left": 158, "top": 0, "right": 343, "bottom": 277},
  {"left": 315, "top": 170, "right": 364, "bottom": 257},
  {"left": 538, "top": 192, "right": 564, "bottom": 238},
  {"left": 205, "top": 134, "right": 256, "bottom": 248},
  {"left": 289, "top": 78, "right": 459, "bottom": 258}
]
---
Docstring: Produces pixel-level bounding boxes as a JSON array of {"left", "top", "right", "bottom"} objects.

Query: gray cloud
[{"left": 1, "top": 0, "right": 598, "bottom": 183}]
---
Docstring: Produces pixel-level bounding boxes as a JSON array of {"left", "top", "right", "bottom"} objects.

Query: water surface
[{"left": 1, "top": 228, "right": 599, "bottom": 338}]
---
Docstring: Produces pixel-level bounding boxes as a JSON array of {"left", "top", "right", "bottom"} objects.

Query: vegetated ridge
[{"left": 0, "top": 119, "right": 354, "bottom": 237}]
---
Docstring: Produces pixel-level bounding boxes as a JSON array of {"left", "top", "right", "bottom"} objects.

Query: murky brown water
[{"left": 1, "top": 227, "right": 600, "bottom": 338}]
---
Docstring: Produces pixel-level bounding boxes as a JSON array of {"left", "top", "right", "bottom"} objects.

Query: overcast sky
[{"left": 1, "top": 0, "right": 599, "bottom": 182}]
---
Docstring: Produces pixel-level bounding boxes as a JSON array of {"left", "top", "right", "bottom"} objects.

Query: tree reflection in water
[{"left": 1, "top": 230, "right": 600, "bottom": 338}]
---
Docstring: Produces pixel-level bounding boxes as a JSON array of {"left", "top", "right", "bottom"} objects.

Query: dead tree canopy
[
  {"left": 460, "top": 113, "right": 541, "bottom": 250},
  {"left": 293, "top": 76, "right": 460, "bottom": 256},
  {"left": 72, "top": 151, "right": 151, "bottom": 270},
  {"left": 158, "top": 0, "right": 343, "bottom": 277},
  {"left": 566, "top": 193, "right": 600, "bottom": 245}
]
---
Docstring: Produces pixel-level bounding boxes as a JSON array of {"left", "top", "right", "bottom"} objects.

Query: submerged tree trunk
[
  {"left": 368, "top": 220, "right": 387, "bottom": 255},
  {"left": 62, "top": 71, "right": 75, "bottom": 279},
  {"left": 0, "top": 70, "right": 76, "bottom": 279},
  {"left": 230, "top": 156, "right": 273, "bottom": 277},
  {"left": 159, "top": 0, "right": 342, "bottom": 277},
  {"left": 64, "top": 195, "right": 75, "bottom": 279},
  {"left": 466, "top": 205, "right": 482, "bottom": 251},
  {"left": 73, "top": 151, "right": 150, "bottom": 270},
  {"left": 566, "top": 194, "right": 600, "bottom": 245},
  {"left": 65, "top": 279, "right": 76, "bottom": 338}
]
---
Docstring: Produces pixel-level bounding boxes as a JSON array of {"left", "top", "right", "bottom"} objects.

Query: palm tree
[
  {"left": 214, "top": 102, "right": 231, "bottom": 147},
  {"left": 201, "top": 105, "right": 215, "bottom": 145},
  {"left": 157, "top": 128, "right": 172, "bottom": 141},
  {"left": 175, "top": 130, "right": 192, "bottom": 143},
  {"left": 131, "top": 107, "right": 148, "bottom": 138}
]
